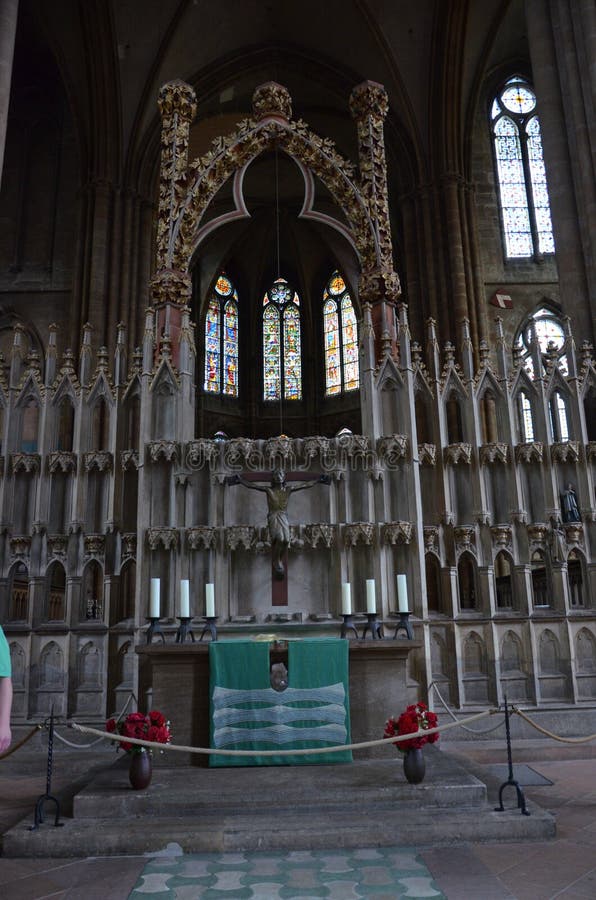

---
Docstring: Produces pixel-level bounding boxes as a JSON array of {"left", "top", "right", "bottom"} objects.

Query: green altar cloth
[{"left": 209, "top": 639, "right": 352, "bottom": 766}]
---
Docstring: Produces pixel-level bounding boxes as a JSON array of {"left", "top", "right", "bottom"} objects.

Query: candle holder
[
  {"left": 361, "top": 613, "right": 384, "bottom": 640},
  {"left": 340, "top": 613, "right": 359, "bottom": 639},
  {"left": 175, "top": 616, "right": 195, "bottom": 643},
  {"left": 199, "top": 615, "right": 218, "bottom": 642},
  {"left": 392, "top": 611, "right": 414, "bottom": 640},
  {"left": 146, "top": 617, "right": 166, "bottom": 644}
]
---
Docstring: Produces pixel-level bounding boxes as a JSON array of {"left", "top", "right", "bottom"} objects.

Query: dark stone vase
[
  {"left": 403, "top": 747, "right": 425, "bottom": 784},
  {"left": 129, "top": 749, "right": 152, "bottom": 790}
]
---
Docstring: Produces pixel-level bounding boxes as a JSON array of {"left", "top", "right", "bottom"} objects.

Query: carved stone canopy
[
  {"left": 48, "top": 451, "right": 77, "bottom": 474},
  {"left": 84, "top": 450, "right": 113, "bottom": 472},
  {"left": 148, "top": 440, "right": 179, "bottom": 464},
  {"left": 376, "top": 434, "right": 408, "bottom": 465},
  {"left": 84, "top": 534, "right": 105, "bottom": 558},
  {"left": 10, "top": 535, "right": 31, "bottom": 558},
  {"left": 146, "top": 527, "right": 180, "bottom": 551},
  {"left": 479, "top": 443, "right": 509, "bottom": 465},
  {"left": 515, "top": 442, "right": 543, "bottom": 464},
  {"left": 527, "top": 523, "right": 548, "bottom": 544},
  {"left": 304, "top": 524, "right": 336, "bottom": 549},
  {"left": 120, "top": 449, "right": 140, "bottom": 471},
  {"left": 444, "top": 443, "right": 472, "bottom": 465},
  {"left": 343, "top": 522, "right": 375, "bottom": 547},
  {"left": 550, "top": 441, "right": 580, "bottom": 463},
  {"left": 491, "top": 525, "right": 512, "bottom": 548},
  {"left": 382, "top": 522, "right": 413, "bottom": 545},
  {"left": 187, "top": 526, "right": 218, "bottom": 551},
  {"left": 11, "top": 452, "right": 40, "bottom": 474},
  {"left": 225, "top": 526, "right": 256, "bottom": 552},
  {"left": 418, "top": 443, "right": 437, "bottom": 466},
  {"left": 423, "top": 526, "right": 439, "bottom": 552},
  {"left": 185, "top": 439, "right": 219, "bottom": 470},
  {"left": 47, "top": 534, "right": 68, "bottom": 558},
  {"left": 564, "top": 522, "right": 583, "bottom": 545},
  {"left": 121, "top": 532, "right": 137, "bottom": 559},
  {"left": 454, "top": 526, "right": 475, "bottom": 550}
]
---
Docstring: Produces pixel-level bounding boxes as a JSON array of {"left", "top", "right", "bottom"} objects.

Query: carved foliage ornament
[
  {"left": 11, "top": 452, "right": 40, "bottom": 474},
  {"left": 252, "top": 82, "right": 292, "bottom": 120},
  {"left": 187, "top": 526, "right": 218, "bottom": 551},
  {"left": 423, "top": 526, "right": 439, "bottom": 553},
  {"left": 418, "top": 443, "right": 437, "bottom": 467},
  {"left": 304, "top": 524, "right": 336, "bottom": 549},
  {"left": 343, "top": 522, "right": 375, "bottom": 547},
  {"left": 10, "top": 536, "right": 31, "bottom": 558},
  {"left": 491, "top": 526, "right": 512, "bottom": 549},
  {"left": 147, "top": 527, "right": 180, "bottom": 551},
  {"left": 444, "top": 443, "right": 472, "bottom": 465},
  {"left": 84, "top": 535, "right": 105, "bottom": 558},
  {"left": 527, "top": 524, "right": 548, "bottom": 545},
  {"left": 550, "top": 441, "right": 580, "bottom": 463},
  {"left": 382, "top": 522, "right": 413, "bottom": 545},
  {"left": 454, "top": 527, "right": 475, "bottom": 550},
  {"left": 48, "top": 451, "right": 77, "bottom": 474},
  {"left": 376, "top": 434, "right": 408, "bottom": 465},
  {"left": 148, "top": 440, "right": 179, "bottom": 464},
  {"left": 225, "top": 526, "right": 255, "bottom": 551},
  {"left": 84, "top": 451, "right": 113, "bottom": 472},
  {"left": 515, "top": 442, "right": 543, "bottom": 463},
  {"left": 48, "top": 535, "right": 68, "bottom": 558},
  {"left": 120, "top": 449, "right": 140, "bottom": 471},
  {"left": 121, "top": 533, "right": 137, "bottom": 559},
  {"left": 479, "top": 443, "right": 509, "bottom": 465},
  {"left": 185, "top": 440, "right": 219, "bottom": 470}
]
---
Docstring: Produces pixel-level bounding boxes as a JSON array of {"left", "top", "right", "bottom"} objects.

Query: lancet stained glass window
[
  {"left": 203, "top": 274, "right": 239, "bottom": 397},
  {"left": 262, "top": 277, "right": 302, "bottom": 401},
  {"left": 323, "top": 272, "right": 359, "bottom": 396},
  {"left": 491, "top": 77, "right": 555, "bottom": 258}
]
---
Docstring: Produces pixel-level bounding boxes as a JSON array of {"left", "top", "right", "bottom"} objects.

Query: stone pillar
[
  {"left": 0, "top": 0, "right": 18, "bottom": 188},
  {"left": 525, "top": 0, "right": 596, "bottom": 341},
  {"left": 350, "top": 81, "right": 401, "bottom": 362}
]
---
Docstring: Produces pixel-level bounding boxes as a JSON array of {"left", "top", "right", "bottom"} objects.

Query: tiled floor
[
  {"left": 2, "top": 737, "right": 596, "bottom": 898},
  {"left": 128, "top": 847, "right": 444, "bottom": 898}
]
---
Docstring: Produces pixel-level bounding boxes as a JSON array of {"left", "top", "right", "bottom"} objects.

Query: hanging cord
[
  {"left": 512, "top": 705, "right": 596, "bottom": 744},
  {"left": 49, "top": 692, "right": 138, "bottom": 750},
  {"left": 428, "top": 681, "right": 505, "bottom": 736},
  {"left": 71, "top": 708, "right": 497, "bottom": 757},
  {"left": 0, "top": 725, "right": 43, "bottom": 761}
]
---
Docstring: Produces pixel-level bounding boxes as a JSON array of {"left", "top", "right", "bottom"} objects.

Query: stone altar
[{"left": 137, "top": 639, "right": 422, "bottom": 766}]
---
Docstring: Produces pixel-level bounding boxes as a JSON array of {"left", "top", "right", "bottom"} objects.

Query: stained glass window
[
  {"left": 262, "top": 277, "right": 302, "bottom": 401},
  {"left": 514, "top": 307, "right": 568, "bottom": 377},
  {"left": 491, "top": 77, "right": 555, "bottom": 259},
  {"left": 518, "top": 392, "right": 535, "bottom": 442},
  {"left": 203, "top": 274, "right": 239, "bottom": 397},
  {"left": 323, "top": 272, "right": 359, "bottom": 396}
]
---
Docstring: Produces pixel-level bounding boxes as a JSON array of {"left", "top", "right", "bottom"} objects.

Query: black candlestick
[
  {"left": 175, "top": 616, "right": 195, "bottom": 643},
  {"left": 199, "top": 615, "right": 218, "bottom": 642},
  {"left": 361, "top": 613, "right": 384, "bottom": 640},
  {"left": 146, "top": 617, "right": 166, "bottom": 644},
  {"left": 340, "top": 613, "right": 359, "bottom": 639},
  {"left": 392, "top": 611, "right": 414, "bottom": 640}
]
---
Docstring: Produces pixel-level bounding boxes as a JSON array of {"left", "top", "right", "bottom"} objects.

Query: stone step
[
  {"left": 2, "top": 804, "right": 555, "bottom": 858},
  {"left": 1, "top": 750, "right": 556, "bottom": 858},
  {"left": 73, "top": 753, "right": 486, "bottom": 818}
]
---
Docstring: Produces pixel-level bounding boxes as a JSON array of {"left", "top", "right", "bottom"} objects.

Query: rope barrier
[
  {"left": 429, "top": 681, "right": 505, "bottom": 736},
  {"left": 512, "top": 706, "right": 596, "bottom": 744},
  {"left": 71, "top": 709, "right": 496, "bottom": 757},
  {"left": 0, "top": 725, "right": 43, "bottom": 760},
  {"left": 51, "top": 692, "right": 138, "bottom": 750}
]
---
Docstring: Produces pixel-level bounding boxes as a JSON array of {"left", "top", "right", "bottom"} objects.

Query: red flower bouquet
[
  {"left": 106, "top": 710, "right": 171, "bottom": 755},
  {"left": 383, "top": 702, "right": 439, "bottom": 752}
]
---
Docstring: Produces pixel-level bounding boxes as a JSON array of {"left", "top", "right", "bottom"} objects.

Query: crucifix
[{"left": 226, "top": 468, "right": 330, "bottom": 605}]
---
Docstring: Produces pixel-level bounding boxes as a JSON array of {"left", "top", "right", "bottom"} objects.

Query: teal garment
[
  {"left": 0, "top": 625, "right": 11, "bottom": 677},
  {"left": 209, "top": 639, "right": 351, "bottom": 767}
]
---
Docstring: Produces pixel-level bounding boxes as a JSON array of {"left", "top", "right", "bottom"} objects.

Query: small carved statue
[
  {"left": 550, "top": 516, "right": 566, "bottom": 563},
  {"left": 226, "top": 468, "right": 330, "bottom": 578},
  {"left": 560, "top": 483, "right": 581, "bottom": 523}
]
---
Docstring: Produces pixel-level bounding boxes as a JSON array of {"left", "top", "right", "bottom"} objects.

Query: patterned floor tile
[{"left": 128, "top": 848, "right": 445, "bottom": 899}]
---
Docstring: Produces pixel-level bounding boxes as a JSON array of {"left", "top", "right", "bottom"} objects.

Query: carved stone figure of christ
[{"left": 226, "top": 468, "right": 330, "bottom": 578}]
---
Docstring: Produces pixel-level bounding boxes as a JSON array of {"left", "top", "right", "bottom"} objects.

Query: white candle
[
  {"left": 397, "top": 574, "right": 409, "bottom": 613},
  {"left": 205, "top": 583, "right": 215, "bottom": 618},
  {"left": 366, "top": 579, "right": 376, "bottom": 614},
  {"left": 341, "top": 583, "right": 352, "bottom": 616},
  {"left": 179, "top": 579, "right": 190, "bottom": 618},
  {"left": 149, "top": 578, "right": 160, "bottom": 618}
]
